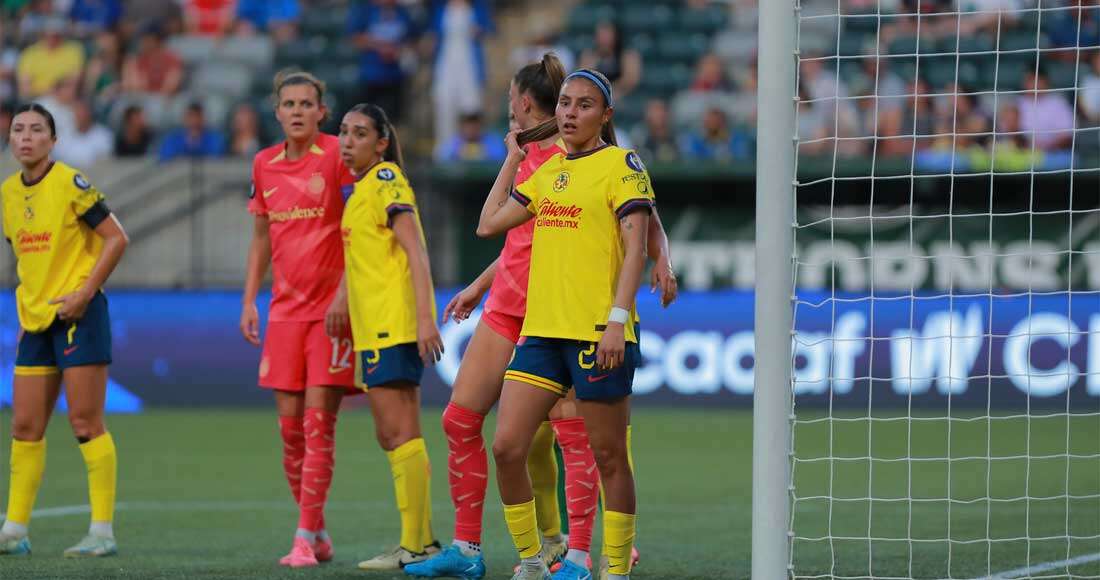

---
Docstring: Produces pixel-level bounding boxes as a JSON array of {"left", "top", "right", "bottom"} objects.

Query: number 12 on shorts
[{"left": 329, "top": 337, "right": 353, "bottom": 374}]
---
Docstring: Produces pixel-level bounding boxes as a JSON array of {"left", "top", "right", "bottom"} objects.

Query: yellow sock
[
  {"left": 386, "top": 438, "right": 429, "bottom": 553},
  {"left": 503, "top": 498, "right": 542, "bottom": 559},
  {"left": 528, "top": 421, "right": 561, "bottom": 538},
  {"left": 5, "top": 438, "right": 47, "bottom": 526},
  {"left": 420, "top": 456, "right": 434, "bottom": 548},
  {"left": 602, "top": 425, "right": 634, "bottom": 557},
  {"left": 604, "top": 511, "right": 636, "bottom": 575},
  {"left": 79, "top": 433, "right": 117, "bottom": 524}
]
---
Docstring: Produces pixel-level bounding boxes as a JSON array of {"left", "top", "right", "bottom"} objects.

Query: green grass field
[
  {"left": 1, "top": 408, "right": 1097, "bottom": 579},
  {"left": 0, "top": 408, "right": 742, "bottom": 580}
]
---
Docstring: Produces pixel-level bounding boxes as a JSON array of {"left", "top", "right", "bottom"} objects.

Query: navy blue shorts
[
  {"left": 357, "top": 343, "right": 424, "bottom": 389},
  {"left": 15, "top": 291, "right": 112, "bottom": 376},
  {"left": 503, "top": 336, "right": 639, "bottom": 401}
]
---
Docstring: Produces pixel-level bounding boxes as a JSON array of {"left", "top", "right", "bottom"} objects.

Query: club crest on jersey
[
  {"left": 625, "top": 152, "right": 645, "bottom": 173},
  {"left": 553, "top": 171, "right": 570, "bottom": 192},
  {"left": 308, "top": 172, "right": 326, "bottom": 194},
  {"left": 378, "top": 168, "right": 396, "bottom": 181},
  {"left": 24, "top": 206, "right": 34, "bottom": 220},
  {"left": 73, "top": 174, "right": 91, "bottom": 190}
]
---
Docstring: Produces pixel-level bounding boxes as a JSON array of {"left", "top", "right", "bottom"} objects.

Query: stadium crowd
[{"left": 0, "top": 0, "right": 1098, "bottom": 168}]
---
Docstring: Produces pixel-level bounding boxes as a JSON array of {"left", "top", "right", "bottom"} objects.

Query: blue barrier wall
[{"left": 1, "top": 290, "right": 1097, "bottom": 409}]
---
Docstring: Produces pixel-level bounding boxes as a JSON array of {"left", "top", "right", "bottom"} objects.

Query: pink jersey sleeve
[{"left": 247, "top": 155, "right": 267, "bottom": 215}]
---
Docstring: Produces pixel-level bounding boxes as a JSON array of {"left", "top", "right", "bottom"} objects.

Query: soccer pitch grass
[
  {"left": 1, "top": 408, "right": 1096, "bottom": 579},
  {"left": 0, "top": 408, "right": 741, "bottom": 580}
]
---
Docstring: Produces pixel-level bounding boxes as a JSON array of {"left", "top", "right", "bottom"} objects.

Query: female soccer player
[
  {"left": 407, "top": 55, "right": 674, "bottom": 580},
  {"left": 240, "top": 70, "right": 355, "bottom": 567},
  {"left": 0, "top": 103, "right": 129, "bottom": 557},
  {"left": 478, "top": 69, "right": 652, "bottom": 580},
  {"left": 337, "top": 103, "right": 443, "bottom": 571}
]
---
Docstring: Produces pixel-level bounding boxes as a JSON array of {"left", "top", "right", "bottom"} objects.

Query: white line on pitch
[{"left": 973, "top": 551, "right": 1100, "bottom": 579}]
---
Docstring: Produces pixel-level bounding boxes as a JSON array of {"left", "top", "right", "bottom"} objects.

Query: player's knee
[
  {"left": 10, "top": 415, "right": 45, "bottom": 441},
  {"left": 67, "top": 412, "right": 105, "bottom": 441},
  {"left": 375, "top": 425, "right": 412, "bottom": 452},
  {"left": 442, "top": 406, "right": 478, "bottom": 439},
  {"left": 590, "top": 442, "right": 629, "bottom": 479},
  {"left": 491, "top": 437, "right": 527, "bottom": 469}
]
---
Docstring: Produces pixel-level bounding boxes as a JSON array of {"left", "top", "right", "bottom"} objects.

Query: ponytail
[
  {"left": 601, "top": 117, "right": 617, "bottom": 147},
  {"left": 515, "top": 52, "right": 567, "bottom": 145},
  {"left": 348, "top": 103, "right": 405, "bottom": 170}
]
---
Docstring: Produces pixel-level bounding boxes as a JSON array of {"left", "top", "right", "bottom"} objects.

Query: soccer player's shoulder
[
  {"left": 1, "top": 170, "right": 21, "bottom": 195},
  {"left": 49, "top": 162, "right": 91, "bottom": 191},
  {"left": 369, "top": 161, "right": 408, "bottom": 186}
]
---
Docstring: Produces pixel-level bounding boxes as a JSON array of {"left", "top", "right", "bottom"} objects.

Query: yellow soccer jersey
[
  {"left": 1, "top": 162, "right": 109, "bottom": 332},
  {"left": 512, "top": 145, "right": 655, "bottom": 344},
  {"left": 342, "top": 162, "right": 436, "bottom": 351}
]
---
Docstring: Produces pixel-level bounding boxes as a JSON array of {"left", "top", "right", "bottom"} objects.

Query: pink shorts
[
  {"left": 259, "top": 320, "right": 357, "bottom": 391},
  {"left": 482, "top": 309, "right": 524, "bottom": 345}
]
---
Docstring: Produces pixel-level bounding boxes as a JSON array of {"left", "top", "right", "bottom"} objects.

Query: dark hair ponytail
[
  {"left": 601, "top": 118, "right": 617, "bottom": 146},
  {"left": 514, "top": 52, "right": 566, "bottom": 147},
  {"left": 348, "top": 103, "right": 405, "bottom": 170},
  {"left": 14, "top": 102, "right": 57, "bottom": 138}
]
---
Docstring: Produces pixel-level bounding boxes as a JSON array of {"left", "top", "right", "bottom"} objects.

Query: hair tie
[{"left": 565, "top": 70, "right": 614, "bottom": 108}]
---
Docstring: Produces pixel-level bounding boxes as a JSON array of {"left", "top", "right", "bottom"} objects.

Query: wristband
[{"left": 608, "top": 307, "right": 629, "bottom": 325}]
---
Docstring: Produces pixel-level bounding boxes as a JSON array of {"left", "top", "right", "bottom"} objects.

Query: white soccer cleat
[{"left": 357, "top": 542, "right": 440, "bottom": 570}]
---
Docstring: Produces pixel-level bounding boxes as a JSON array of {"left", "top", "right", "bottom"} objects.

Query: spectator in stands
[
  {"left": 54, "top": 100, "right": 114, "bottom": 167},
  {"left": 228, "top": 102, "right": 261, "bottom": 157},
  {"left": 122, "top": 25, "right": 184, "bottom": 97},
  {"left": 691, "top": 53, "right": 732, "bottom": 93},
  {"left": 579, "top": 21, "right": 642, "bottom": 100},
  {"left": 83, "top": 31, "right": 124, "bottom": 109},
  {"left": 957, "top": 0, "right": 1021, "bottom": 37},
  {"left": 0, "top": 27, "right": 17, "bottom": 103},
  {"left": 1046, "top": 1, "right": 1100, "bottom": 50},
  {"left": 971, "top": 103, "right": 1040, "bottom": 171},
  {"left": 434, "top": 111, "right": 505, "bottom": 162},
  {"left": 121, "top": 0, "right": 184, "bottom": 39},
  {"left": 680, "top": 106, "right": 752, "bottom": 161},
  {"left": 429, "top": 0, "right": 495, "bottom": 147},
  {"left": 1017, "top": 71, "right": 1075, "bottom": 151},
  {"left": 234, "top": 0, "right": 300, "bottom": 43},
  {"left": 902, "top": 78, "right": 937, "bottom": 150},
  {"left": 930, "top": 87, "right": 989, "bottom": 152},
  {"left": 347, "top": 0, "right": 417, "bottom": 123},
  {"left": 0, "top": 102, "right": 13, "bottom": 152},
  {"left": 70, "top": 0, "right": 123, "bottom": 38},
  {"left": 184, "top": 0, "right": 237, "bottom": 37},
  {"left": 17, "top": 17, "right": 85, "bottom": 99},
  {"left": 511, "top": 22, "right": 575, "bottom": 76},
  {"left": 631, "top": 99, "right": 680, "bottom": 163},
  {"left": 159, "top": 102, "right": 228, "bottom": 162},
  {"left": 1081, "top": 51, "right": 1100, "bottom": 125},
  {"left": 34, "top": 75, "right": 80, "bottom": 140},
  {"left": 16, "top": 0, "right": 53, "bottom": 44},
  {"left": 115, "top": 104, "right": 153, "bottom": 157}
]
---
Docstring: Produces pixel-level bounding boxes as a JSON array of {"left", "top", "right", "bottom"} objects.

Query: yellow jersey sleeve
[
  {"left": 511, "top": 171, "right": 540, "bottom": 215},
  {"left": 609, "top": 150, "right": 655, "bottom": 219},
  {"left": 68, "top": 172, "right": 110, "bottom": 228},
  {"left": 374, "top": 164, "right": 417, "bottom": 227}
]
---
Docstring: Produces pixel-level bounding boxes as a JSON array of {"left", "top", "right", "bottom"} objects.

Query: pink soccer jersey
[
  {"left": 248, "top": 133, "right": 353, "bottom": 322},
  {"left": 483, "top": 140, "right": 565, "bottom": 318}
]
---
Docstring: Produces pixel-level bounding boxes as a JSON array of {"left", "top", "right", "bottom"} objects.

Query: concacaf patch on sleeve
[
  {"left": 249, "top": 182, "right": 256, "bottom": 199},
  {"left": 73, "top": 174, "right": 91, "bottom": 190},
  {"left": 377, "top": 168, "right": 396, "bottom": 181},
  {"left": 341, "top": 184, "right": 354, "bottom": 202},
  {"left": 625, "top": 151, "right": 646, "bottom": 173}
]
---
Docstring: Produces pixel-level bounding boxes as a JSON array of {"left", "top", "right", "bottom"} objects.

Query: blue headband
[{"left": 565, "top": 70, "right": 614, "bottom": 108}]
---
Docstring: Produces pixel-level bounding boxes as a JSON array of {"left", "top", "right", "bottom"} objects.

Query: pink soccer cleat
[
  {"left": 313, "top": 535, "right": 334, "bottom": 562},
  {"left": 279, "top": 537, "right": 319, "bottom": 568}
]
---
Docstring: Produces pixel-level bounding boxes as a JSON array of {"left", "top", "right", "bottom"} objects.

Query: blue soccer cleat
[
  {"left": 552, "top": 559, "right": 593, "bottom": 580},
  {"left": 404, "top": 544, "right": 486, "bottom": 579},
  {"left": 0, "top": 532, "right": 31, "bottom": 556}
]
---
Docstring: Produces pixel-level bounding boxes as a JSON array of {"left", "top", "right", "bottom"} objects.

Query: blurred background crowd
[{"left": 0, "top": 0, "right": 1097, "bottom": 169}]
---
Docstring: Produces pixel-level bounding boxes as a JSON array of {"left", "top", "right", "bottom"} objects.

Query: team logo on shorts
[
  {"left": 553, "top": 171, "right": 570, "bottom": 192},
  {"left": 308, "top": 172, "right": 326, "bottom": 195},
  {"left": 73, "top": 174, "right": 91, "bottom": 190},
  {"left": 378, "top": 168, "right": 396, "bottom": 181},
  {"left": 625, "top": 152, "right": 646, "bottom": 173}
]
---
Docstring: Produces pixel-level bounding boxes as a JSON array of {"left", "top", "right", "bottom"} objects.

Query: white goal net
[{"left": 785, "top": 1, "right": 1100, "bottom": 578}]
